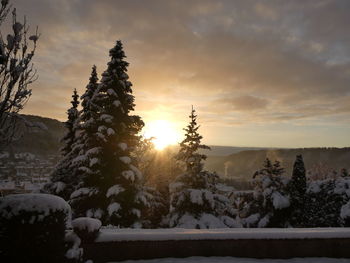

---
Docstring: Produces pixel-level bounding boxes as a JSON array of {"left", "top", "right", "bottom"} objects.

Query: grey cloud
[
  {"left": 213, "top": 95, "right": 269, "bottom": 112},
  {"left": 12, "top": 0, "right": 350, "bottom": 126}
]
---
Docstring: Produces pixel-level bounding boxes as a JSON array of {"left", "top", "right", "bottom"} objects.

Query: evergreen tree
[
  {"left": 289, "top": 154, "right": 307, "bottom": 226},
  {"left": 70, "top": 65, "right": 100, "bottom": 172},
  {"left": 169, "top": 107, "right": 239, "bottom": 228},
  {"left": 70, "top": 41, "right": 150, "bottom": 227},
  {"left": 67, "top": 65, "right": 101, "bottom": 208},
  {"left": 62, "top": 89, "right": 80, "bottom": 156},
  {"left": 80, "top": 65, "right": 99, "bottom": 126},
  {"left": 45, "top": 89, "right": 80, "bottom": 200},
  {"left": 304, "top": 179, "right": 345, "bottom": 227},
  {"left": 244, "top": 158, "right": 290, "bottom": 227}
]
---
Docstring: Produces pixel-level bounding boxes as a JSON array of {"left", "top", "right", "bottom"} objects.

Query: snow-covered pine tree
[
  {"left": 304, "top": 178, "right": 345, "bottom": 227},
  {"left": 44, "top": 89, "right": 80, "bottom": 200},
  {"left": 62, "top": 89, "right": 80, "bottom": 156},
  {"left": 80, "top": 65, "right": 99, "bottom": 127},
  {"left": 243, "top": 158, "right": 290, "bottom": 227},
  {"left": 289, "top": 154, "right": 307, "bottom": 226},
  {"left": 70, "top": 65, "right": 100, "bottom": 170},
  {"left": 169, "top": 107, "right": 239, "bottom": 228},
  {"left": 70, "top": 41, "right": 149, "bottom": 227},
  {"left": 68, "top": 65, "right": 106, "bottom": 219}
]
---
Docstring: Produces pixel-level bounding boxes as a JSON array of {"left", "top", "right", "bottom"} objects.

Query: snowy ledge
[{"left": 97, "top": 228, "right": 350, "bottom": 242}]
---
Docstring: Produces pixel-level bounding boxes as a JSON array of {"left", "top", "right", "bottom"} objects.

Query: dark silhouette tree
[
  {"left": 0, "top": 0, "right": 40, "bottom": 149},
  {"left": 45, "top": 89, "right": 80, "bottom": 200}
]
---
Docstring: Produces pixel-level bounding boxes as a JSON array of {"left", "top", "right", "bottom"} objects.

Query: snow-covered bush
[
  {"left": 138, "top": 185, "right": 167, "bottom": 228},
  {"left": 303, "top": 178, "right": 350, "bottom": 227},
  {"left": 65, "top": 231, "right": 83, "bottom": 263},
  {"left": 241, "top": 158, "right": 290, "bottom": 227},
  {"left": 340, "top": 201, "right": 350, "bottom": 226},
  {"left": 0, "top": 194, "right": 70, "bottom": 263},
  {"left": 72, "top": 217, "right": 101, "bottom": 243}
]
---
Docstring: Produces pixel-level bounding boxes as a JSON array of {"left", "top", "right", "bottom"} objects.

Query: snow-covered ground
[
  {"left": 97, "top": 228, "right": 350, "bottom": 242},
  {"left": 111, "top": 257, "right": 350, "bottom": 263}
]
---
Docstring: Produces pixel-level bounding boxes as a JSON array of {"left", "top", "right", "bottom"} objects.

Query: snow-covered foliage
[
  {"left": 69, "top": 41, "right": 150, "bottom": 227},
  {"left": 71, "top": 217, "right": 102, "bottom": 245},
  {"left": 303, "top": 177, "right": 350, "bottom": 227},
  {"left": 72, "top": 217, "right": 102, "bottom": 233},
  {"left": 241, "top": 158, "right": 290, "bottom": 228},
  {"left": 237, "top": 164, "right": 350, "bottom": 228},
  {"left": 0, "top": 193, "right": 71, "bottom": 220},
  {"left": 238, "top": 164, "right": 350, "bottom": 228},
  {"left": 44, "top": 89, "right": 80, "bottom": 200},
  {"left": 169, "top": 108, "right": 239, "bottom": 228},
  {"left": 0, "top": 193, "right": 70, "bottom": 263},
  {"left": 340, "top": 201, "right": 350, "bottom": 221},
  {"left": 106, "top": 185, "right": 125, "bottom": 198},
  {"left": 65, "top": 231, "right": 83, "bottom": 261}
]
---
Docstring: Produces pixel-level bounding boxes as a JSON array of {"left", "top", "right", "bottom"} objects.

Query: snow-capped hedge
[
  {"left": 0, "top": 194, "right": 71, "bottom": 263},
  {"left": 72, "top": 217, "right": 102, "bottom": 242},
  {"left": 0, "top": 193, "right": 71, "bottom": 220}
]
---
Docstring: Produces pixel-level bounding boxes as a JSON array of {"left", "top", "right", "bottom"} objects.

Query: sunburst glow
[{"left": 144, "top": 120, "right": 181, "bottom": 150}]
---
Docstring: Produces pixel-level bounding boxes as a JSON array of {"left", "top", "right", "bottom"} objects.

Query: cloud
[
  {"left": 212, "top": 95, "right": 269, "bottom": 112},
  {"left": 12, "top": 0, "right": 350, "bottom": 130}
]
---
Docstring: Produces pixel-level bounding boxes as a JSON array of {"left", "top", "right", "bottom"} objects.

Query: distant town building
[{"left": 0, "top": 152, "right": 58, "bottom": 196}]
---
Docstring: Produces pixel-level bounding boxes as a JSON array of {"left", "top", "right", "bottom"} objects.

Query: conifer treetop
[
  {"left": 71, "top": 89, "right": 79, "bottom": 109},
  {"left": 80, "top": 65, "right": 100, "bottom": 126},
  {"left": 101, "top": 40, "right": 132, "bottom": 90},
  {"left": 81, "top": 65, "right": 98, "bottom": 109},
  {"left": 61, "top": 89, "right": 79, "bottom": 156},
  {"left": 292, "top": 155, "right": 306, "bottom": 177},
  {"left": 290, "top": 154, "right": 307, "bottom": 196},
  {"left": 98, "top": 40, "right": 136, "bottom": 119},
  {"left": 177, "top": 106, "right": 210, "bottom": 176}
]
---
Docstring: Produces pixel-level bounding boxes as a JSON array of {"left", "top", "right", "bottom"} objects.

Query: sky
[{"left": 12, "top": 0, "right": 350, "bottom": 148}]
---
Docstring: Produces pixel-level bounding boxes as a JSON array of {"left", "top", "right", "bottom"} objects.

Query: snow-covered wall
[
  {"left": 96, "top": 228, "right": 350, "bottom": 242},
  {"left": 82, "top": 228, "right": 350, "bottom": 262}
]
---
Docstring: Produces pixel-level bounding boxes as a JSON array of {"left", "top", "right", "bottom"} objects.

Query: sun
[{"left": 144, "top": 120, "right": 181, "bottom": 150}]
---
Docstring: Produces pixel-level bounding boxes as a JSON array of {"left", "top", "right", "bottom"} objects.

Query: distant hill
[
  {"left": 205, "top": 148, "right": 350, "bottom": 180},
  {"left": 4, "top": 115, "right": 349, "bottom": 182},
  {"left": 202, "top": 146, "right": 270, "bottom": 156},
  {"left": 4, "top": 114, "right": 65, "bottom": 156},
  {"left": 4, "top": 115, "right": 262, "bottom": 157}
]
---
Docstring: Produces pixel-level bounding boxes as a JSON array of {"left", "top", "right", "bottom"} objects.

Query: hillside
[
  {"left": 205, "top": 148, "right": 350, "bottom": 180},
  {"left": 4, "top": 115, "right": 349, "bottom": 182},
  {"left": 4, "top": 115, "right": 65, "bottom": 156}
]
